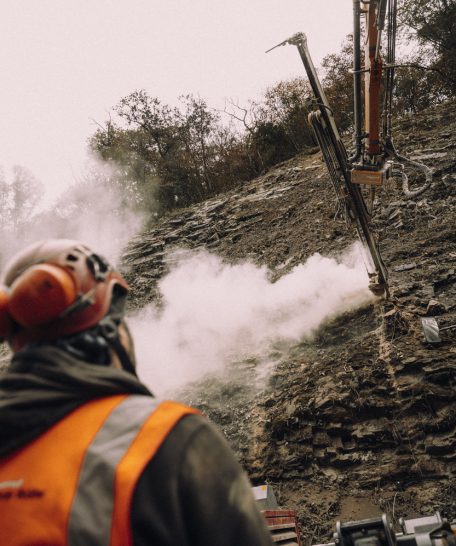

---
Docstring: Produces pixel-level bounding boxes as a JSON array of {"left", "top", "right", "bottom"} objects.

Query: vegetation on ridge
[{"left": 89, "top": 0, "right": 455, "bottom": 217}]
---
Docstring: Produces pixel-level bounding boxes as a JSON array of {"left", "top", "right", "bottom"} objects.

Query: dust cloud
[
  {"left": 0, "top": 164, "right": 374, "bottom": 395},
  {"left": 130, "top": 245, "right": 375, "bottom": 396},
  {"left": 0, "top": 155, "right": 145, "bottom": 267}
]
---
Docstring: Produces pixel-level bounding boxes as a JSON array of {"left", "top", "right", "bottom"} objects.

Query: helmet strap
[{"left": 98, "top": 317, "right": 137, "bottom": 376}]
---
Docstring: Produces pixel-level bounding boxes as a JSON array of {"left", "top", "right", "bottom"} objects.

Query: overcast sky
[{"left": 0, "top": 1, "right": 352, "bottom": 201}]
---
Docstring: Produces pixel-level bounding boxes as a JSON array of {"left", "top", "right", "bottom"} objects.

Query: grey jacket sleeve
[{"left": 131, "top": 414, "right": 274, "bottom": 546}]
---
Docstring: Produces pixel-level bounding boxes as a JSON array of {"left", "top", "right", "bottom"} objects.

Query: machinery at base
[
  {"left": 254, "top": 485, "right": 455, "bottom": 546},
  {"left": 267, "top": 1, "right": 433, "bottom": 297},
  {"left": 314, "top": 512, "right": 456, "bottom": 546}
]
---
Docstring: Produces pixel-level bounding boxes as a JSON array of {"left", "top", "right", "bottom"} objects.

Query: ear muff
[
  {"left": 0, "top": 289, "right": 14, "bottom": 339},
  {"left": 8, "top": 264, "right": 78, "bottom": 327}
]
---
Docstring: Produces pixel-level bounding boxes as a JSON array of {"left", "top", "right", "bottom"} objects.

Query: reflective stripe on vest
[
  {"left": 68, "top": 395, "right": 159, "bottom": 546},
  {"left": 0, "top": 394, "right": 198, "bottom": 546}
]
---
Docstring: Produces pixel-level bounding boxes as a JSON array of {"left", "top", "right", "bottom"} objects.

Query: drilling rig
[{"left": 268, "top": 0, "right": 432, "bottom": 297}]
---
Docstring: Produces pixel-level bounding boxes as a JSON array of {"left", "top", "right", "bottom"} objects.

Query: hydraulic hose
[{"left": 388, "top": 145, "right": 433, "bottom": 199}]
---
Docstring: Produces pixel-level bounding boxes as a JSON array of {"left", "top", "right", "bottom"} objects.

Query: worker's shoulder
[
  {"left": 152, "top": 409, "right": 233, "bottom": 472},
  {"left": 160, "top": 410, "right": 216, "bottom": 452},
  {"left": 134, "top": 411, "right": 214, "bottom": 487}
]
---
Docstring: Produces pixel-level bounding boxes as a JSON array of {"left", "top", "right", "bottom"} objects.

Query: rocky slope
[
  {"left": 123, "top": 99, "right": 456, "bottom": 542},
  {"left": 1, "top": 100, "right": 453, "bottom": 543}
]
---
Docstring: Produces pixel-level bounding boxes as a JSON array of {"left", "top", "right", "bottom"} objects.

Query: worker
[{"left": 0, "top": 239, "right": 274, "bottom": 546}]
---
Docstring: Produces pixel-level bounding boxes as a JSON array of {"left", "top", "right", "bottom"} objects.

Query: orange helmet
[{"left": 0, "top": 239, "right": 129, "bottom": 351}]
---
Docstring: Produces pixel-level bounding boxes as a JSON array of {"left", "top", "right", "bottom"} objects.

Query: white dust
[
  {"left": 0, "top": 160, "right": 375, "bottom": 395},
  {"left": 130, "top": 245, "right": 375, "bottom": 396},
  {"left": 0, "top": 155, "right": 145, "bottom": 267}
]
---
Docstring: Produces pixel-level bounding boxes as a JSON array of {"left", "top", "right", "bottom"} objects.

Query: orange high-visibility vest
[{"left": 0, "top": 394, "right": 197, "bottom": 546}]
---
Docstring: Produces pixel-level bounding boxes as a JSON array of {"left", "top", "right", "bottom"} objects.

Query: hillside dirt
[
  {"left": 1, "top": 101, "right": 453, "bottom": 543},
  {"left": 123, "top": 99, "right": 456, "bottom": 543}
]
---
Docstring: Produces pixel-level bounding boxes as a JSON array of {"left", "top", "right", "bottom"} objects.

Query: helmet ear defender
[
  {"left": 0, "top": 241, "right": 130, "bottom": 351},
  {"left": 0, "top": 264, "right": 78, "bottom": 339},
  {"left": 0, "top": 289, "right": 14, "bottom": 339}
]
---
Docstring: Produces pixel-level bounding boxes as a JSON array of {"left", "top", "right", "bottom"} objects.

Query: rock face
[
  {"left": 123, "top": 100, "right": 456, "bottom": 542},
  {"left": 0, "top": 101, "right": 453, "bottom": 540}
]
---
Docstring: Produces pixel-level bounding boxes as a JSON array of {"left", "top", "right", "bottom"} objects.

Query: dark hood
[{"left": 0, "top": 345, "right": 152, "bottom": 458}]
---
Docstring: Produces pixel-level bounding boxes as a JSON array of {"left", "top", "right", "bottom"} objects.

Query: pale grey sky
[{"left": 0, "top": 1, "right": 352, "bottom": 201}]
